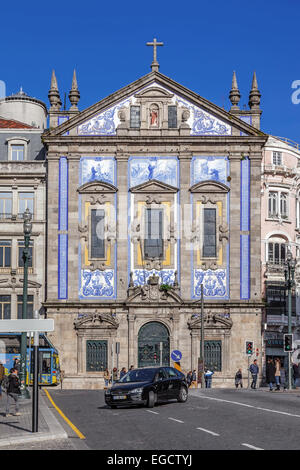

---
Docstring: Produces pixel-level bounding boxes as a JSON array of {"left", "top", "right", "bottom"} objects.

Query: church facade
[{"left": 43, "top": 60, "right": 267, "bottom": 388}]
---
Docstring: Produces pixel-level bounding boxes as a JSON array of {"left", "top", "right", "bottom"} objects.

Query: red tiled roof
[{"left": 0, "top": 117, "right": 34, "bottom": 129}]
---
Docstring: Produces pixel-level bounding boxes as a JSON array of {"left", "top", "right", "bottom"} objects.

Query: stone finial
[
  {"left": 69, "top": 69, "right": 80, "bottom": 111},
  {"left": 229, "top": 71, "right": 241, "bottom": 109},
  {"left": 248, "top": 71, "right": 261, "bottom": 109},
  {"left": 48, "top": 70, "right": 62, "bottom": 111}
]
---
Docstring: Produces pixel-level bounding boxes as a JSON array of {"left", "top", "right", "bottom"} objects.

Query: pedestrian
[
  {"left": 129, "top": 365, "right": 134, "bottom": 371},
  {"left": 112, "top": 367, "right": 118, "bottom": 384},
  {"left": 186, "top": 371, "right": 192, "bottom": 388},
  {"left": 274, "top": 358, "right": 281, "bottom": 391},
  {"left": 190, "top": 369, "right": 198, "bottom": 388},
  {"left": 234, "top": 368, "right": 243, "bottom": 389},
  {"left": 204, "top": 368, "right": 214, "bottom": 388},
  {"left": 249, "top": 359, "right": 259, "bottom": 389},
  {"left": 292, "top": 363, "right": 300, "bottom": 388},
  {"left": 280, "top": 366, "right": 287, "bottom": 391},
  {"left": 104, "top": 368, "right": 110, "bottom": 389},
  {"left": 5, "top": 368, "right": 21, "bottom": 417},
  {"left": 119, "top": 367, "right": 127, "bottom": 380},
  {"left": 13, "top": 358, "right": 20, "bottom": 374},
  {"left": 266, "top": 358, "right": 275, "bottom": 391},
  {"left": 0, "top": 361, "right": 4, "bottom": 397}
]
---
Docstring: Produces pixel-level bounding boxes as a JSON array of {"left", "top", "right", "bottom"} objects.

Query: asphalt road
[{"left": 46, "top": 387, "right": 300, "bottom": 451}]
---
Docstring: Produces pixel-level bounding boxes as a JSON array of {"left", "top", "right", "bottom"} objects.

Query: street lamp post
[
  {"left": 284, "top": 250, "right": 296, "bottom": 391},
  {"left": 19, "top": 208, "right": 32, "bottom": 399}
]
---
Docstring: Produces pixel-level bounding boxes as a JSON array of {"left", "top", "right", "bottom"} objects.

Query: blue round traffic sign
[{"left": 171, "top": 350, "right": 182, "bottom": 362}]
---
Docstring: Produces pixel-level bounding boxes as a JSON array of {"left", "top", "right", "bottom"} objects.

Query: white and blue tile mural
[
  {"left": 77, "top": 82, "right": 231, "bottom": 137},
  {"left": 79, "top": 156, "right": 116, "bottom": 186},
  {"left": 129, "top": 156, "right": 178, "bottom": 188},
  {"left": 191, "top": 156, "right": 228, "bottom": 185},
  {"left": 133, "top": 269, "right": 176, "bottom": 287},
  {"left": 193, "top": 269, "right": 228, "bottom": 299},
  {"left": 78, "top": 156, "right": 117, "bottom": 300},
  {"left": 240, "top": 157, "right": 250, "bottom": 300},
  {"left": 58, "top": 157, "right": 68, "bottom": 300}
]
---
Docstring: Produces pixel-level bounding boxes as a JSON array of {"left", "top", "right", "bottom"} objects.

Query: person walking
[
  {"left": 112, "top": 367, "right": 118, "bottom": 384},
  {"left": 204, "top": 368, "right": 214, "bottom": 388},
  {"left": 0, "top": 361, "right": 5, "bottom": 398},
  {"left": 266, "top": 358, "right": 275, "bottom": 391},
  {"left": 274, "top": 358, "right": 281, "bottom": 391},
  {"left": 5, "top": 368, "right": 21, "bottom": 417},
  {"left": 292, "top": 362, "right": 300, "bottom": 388},
  {"left": 249, "top": 359, "right": 259, "bottom": 389},
  {"left": 186, "top": 371, "right": 192, "bottom": 388},
  {"left": 234, "top": 368, "right": 243, "bottom": 389},
  {"left": 119, "top": 367, "right": 127, "bottom": 380},
  {"left": 13, "top": 358, "right": 20, "bottom": 374},
  {"left": 190, "top": 369, "right": 198, "bottom": 388},
  {"left": 104, "top": 369, "right": 110, "bottom": 389}
]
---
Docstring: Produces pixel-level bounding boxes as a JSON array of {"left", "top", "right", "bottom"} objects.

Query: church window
[
  {"left": 168, "top": 106, "right": 177, "bottom": 128},
  {"left": 272, "top": 151, "right": 282, "bottom": 166},
  {"left": 203, "top": 208, "right": 216, "bottom": 258},
  {"left": 0, "top": 295, "right": 11, "bottom": 319},
  {"left": 204, "top": 340, "right": 222, "bottom": 372},
  {"left": 130, "top": 106, "right": 140, "bottom": 128},
  {"left": 91, "top": 209, "right": 105, "bottom": 259},
  {"left": 144, "top": 208, "right": 164, "bottom": 259}
]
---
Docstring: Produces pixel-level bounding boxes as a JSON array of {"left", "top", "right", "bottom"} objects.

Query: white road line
[
  {"left": 168, "top": 418, "right": 184, "bottom": 423},
  {"left": 196, "top": 427, "right": 220, "bottom": 436},
  {"left": 146, "top": 410, "right": 159, "bottom": 414},
  {"left": 242, "top": 443, "right": 264, "bottom": 450},
  {"left": 195, "top": 395, "right": 300, "bottom": 419}
]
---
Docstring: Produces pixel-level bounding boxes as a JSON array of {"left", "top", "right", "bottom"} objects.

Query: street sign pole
[{"left": 32, "top": 310, "right": 39, "bottom": 432}]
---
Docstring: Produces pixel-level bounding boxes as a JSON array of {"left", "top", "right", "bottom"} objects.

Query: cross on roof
[{"left": 146, "top": 37, "right": 164, "bottom": 72}]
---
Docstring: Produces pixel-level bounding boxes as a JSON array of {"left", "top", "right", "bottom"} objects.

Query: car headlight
[{"left": 130, "top": 387, "right": 143, "bottom": 394}]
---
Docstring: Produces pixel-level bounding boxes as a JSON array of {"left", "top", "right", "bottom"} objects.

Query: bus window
[{"left": 41, "top": 352, "right": 51, "bottom": 374}]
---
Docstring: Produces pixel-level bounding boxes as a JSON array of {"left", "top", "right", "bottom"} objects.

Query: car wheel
[
  {"left": 177, "top": 386, "right": 188, "bottom": 403},
  {"left": 147, "top": 391, "right": 156, "bottom": 408}
]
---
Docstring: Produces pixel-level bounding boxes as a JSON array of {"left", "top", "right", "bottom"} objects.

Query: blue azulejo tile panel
[
  {"left": 79, "top": 156, "right": 116, "bottom": 186},
  {"left": 240, "top": 235, "right": 250, "bottom": 300},
  {"left": 78, "top": 97, "right": 131, "bottom": 136},
  {"left": 240, "top": 158, "right": 250, "bottom": 231},
  {"left": 129, "top": 156, "right": 178, "bottom": 188},
  {"left": 79, "top": 269, "right": 115, "bottom": 299},
  {"left": 58, "top": 234, "right": 68, "bottom": 299},
  {"left": 193, "top": 269, "right": 228, "bottom": 299},
  {"left": 239, "top": 115, "right": 251, "bottom": 136},
  {"left": 59, "top": 157, "right": 68, "bottom": 231},
  {"left": 191, "top": 156, "right": 228, "bottom": 186},
  {"left": 133, "top": 269, "right": 176, "bottom": 287}
]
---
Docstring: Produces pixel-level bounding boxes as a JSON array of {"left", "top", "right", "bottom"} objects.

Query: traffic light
[
  {"left": 284, "top": 334, "right": 293, "bottom": 352},
  {"left": 246, "top": 341, "right": 253, "bottom": 355}
]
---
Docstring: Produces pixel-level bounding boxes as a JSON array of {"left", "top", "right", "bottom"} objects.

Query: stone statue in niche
[{"left": 150, "top": 105, "right": 159, "bottom": 127}]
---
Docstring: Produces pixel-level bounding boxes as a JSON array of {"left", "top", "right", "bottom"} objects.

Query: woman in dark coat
[{"left": 266, "top": 359, "right": 276, "bottom": 391}]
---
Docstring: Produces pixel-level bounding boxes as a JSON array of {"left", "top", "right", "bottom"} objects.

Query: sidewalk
[{"left": 0, "top": 389, "right": 68, "bottom": 447}]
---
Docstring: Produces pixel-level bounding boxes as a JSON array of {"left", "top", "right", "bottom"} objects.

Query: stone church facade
[{"left": 43, "top": 64, "right": 267, "bottom": 388}]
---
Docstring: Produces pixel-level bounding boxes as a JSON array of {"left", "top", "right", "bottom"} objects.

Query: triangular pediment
[
  {"left": 77, "top": 180, "right": 118, "bottom": 194},
  {"left": 130, "top": 179, "right": 179, "bottom": 193},
  {"left": 189, "top": 180, "right": 230, "bottom": 193},
  {"left": 43, "top": 71, "right": 267, "bottom": 138}
]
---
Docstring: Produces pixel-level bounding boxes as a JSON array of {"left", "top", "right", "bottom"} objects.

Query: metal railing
[{"left": 273, "top": 136, "right": 300, "bottom": 151}]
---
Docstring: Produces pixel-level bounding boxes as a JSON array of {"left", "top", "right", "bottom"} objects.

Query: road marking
[
  {"left": 168, "top": 418, "right": 184, "bottom": 423},
  {"left": 242, "top": 443, "right": 264, "bottom": 450},
  {"left": 196, "top": 427, "right": 220, "bottom": 436},
  {"left": 44, "top": 389, "right": 86, "bottom": 440},
  {"left": 195, "top": 394, "right": 300, "bottom": 419},
  {"left": 146, "top": 410, "right": 159, "bottom": 414}
]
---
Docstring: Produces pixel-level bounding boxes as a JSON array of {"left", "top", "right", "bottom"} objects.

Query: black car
[{"left": 105, "top": 366, "right": 188, "bottom": 408}]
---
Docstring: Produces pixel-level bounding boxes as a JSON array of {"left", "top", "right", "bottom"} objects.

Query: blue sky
[{"left": 1, "top": 0, "right": 300, "bottom": 142}]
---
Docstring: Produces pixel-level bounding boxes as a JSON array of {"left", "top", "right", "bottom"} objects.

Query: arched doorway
[{"left": 138, "top": 322, "right": 170, "bottom": 368}]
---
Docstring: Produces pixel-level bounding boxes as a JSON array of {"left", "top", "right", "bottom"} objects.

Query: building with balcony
[
  {"left": 261, "top": 135, "right": 300, "bottom": 367},
  {"left": 0, "top": 89, "right": 47, "bottom": 321}
]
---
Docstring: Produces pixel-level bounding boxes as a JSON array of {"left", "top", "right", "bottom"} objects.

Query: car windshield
[{"left": 119, "top": 368, "right": 156, "bottom": 383}]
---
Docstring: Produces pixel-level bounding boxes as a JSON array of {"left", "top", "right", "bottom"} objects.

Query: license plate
[{"left": 113, "top": 395, "right": 127, "bottom": 400}]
